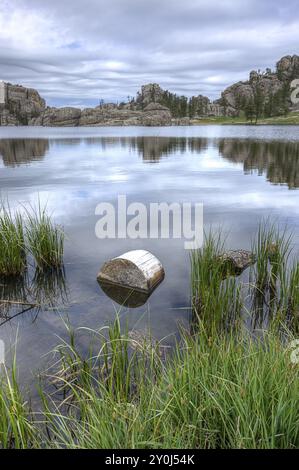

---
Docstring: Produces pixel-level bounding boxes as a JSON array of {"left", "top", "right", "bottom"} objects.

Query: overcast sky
[{"left": 0, "top": 0, "right": 298, "bottom": 107}]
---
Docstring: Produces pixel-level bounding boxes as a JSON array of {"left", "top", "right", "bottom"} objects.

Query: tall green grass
[
  {"left": 191, "top": 224, "right": 299, "bottom": 333},
  {"left": 0, "top": 317, "right": 298, "bottom": 449},
  {"left": 0, "top": 223, "right": 299, "bottom": 449},
  {"left": 0, "top": 203, "right": 64, "bottom": 276},
  {"left": 0, "top": 206, "right": 26, "bottom": 277},
  {"left": 26, "top": 206, "right": 64, "bottom": 270},
  {"left": 0, "top": 359, "right": 37, "bottom": 448},
  {"left": 190, "top": 231, "right": 242, "bottom": 334}
]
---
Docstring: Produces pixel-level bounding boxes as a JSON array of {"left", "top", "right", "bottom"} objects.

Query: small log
[{"left": 97, "top": 250, "right": 165, "bottom": 293}]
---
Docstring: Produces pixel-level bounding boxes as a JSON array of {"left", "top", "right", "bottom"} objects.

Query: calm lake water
[{"left": 1, "top": 125, "right": 299, "bottom": 384}]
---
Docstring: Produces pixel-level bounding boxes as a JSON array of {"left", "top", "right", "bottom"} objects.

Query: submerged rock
[{"left": 219, "top": 249, "right": 256, "bottom": 275}]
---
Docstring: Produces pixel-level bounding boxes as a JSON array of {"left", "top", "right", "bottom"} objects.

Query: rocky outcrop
[
  {"left": 1, "top": 54, "right": 298, "bottom": 126},
  {"left": 136, "top": 84, "right": 165, "bottom": 107},
  {"left": 220, "top": 55, "right": 299, "bottom": 117},
  {"left": 277, "top": 55, "right": 299, "bottom": 81},
  {"left": 140, "top": 102, "right": 172, "bottom": 126},
  {"left": 30, "top": 107, "right": 81, "bottom": 126},
  {"left": 0, "top": 81, "right": 45, "bottom": 125},
  {"left": 27, "top": 99, "right": 171, "bottom": 127}
]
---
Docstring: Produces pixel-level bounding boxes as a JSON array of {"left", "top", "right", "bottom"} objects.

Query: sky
[{"left": 0, "top": 0, "right": 298, "bottom": 108}]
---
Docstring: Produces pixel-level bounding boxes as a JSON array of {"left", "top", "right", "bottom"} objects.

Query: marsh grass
[
  {"left": 190, "top": 231, "right": 242, "bottom": 333},
  {"left": 0, "top": 206, "right": 26, "bottom": 277},
  {"left": 0, "top": 202, "right": 64, "bottom": 276},
  {"left": 0, "top": 316, "right": 299, "bottom": 449},
  {"left": 1, "top": 223, "right": 299, "bottom": 449},
  {"left": 12, "top": 319, "right": 298, "bottom": 449},
  {"left": 0, "top": 359, "right": 37, "bottom": 449},
  {"left": 191, "top": 224, "right": 299, "bottom": 333},
  {"left": 26, "top": 205, "right": 64, "bottom": 270}
]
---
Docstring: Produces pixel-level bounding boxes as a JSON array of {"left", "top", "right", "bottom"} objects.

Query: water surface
[{"left": 1, "top": 125, "right": 299, "bottom": 383}]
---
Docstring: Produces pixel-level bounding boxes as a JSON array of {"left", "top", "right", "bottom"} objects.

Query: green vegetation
[
  {"left": 191, "top": 225, "right": 299, "bottom": 334},
  {"left": 0, "top": 205, "right": 26, "bottom": 277},
  {"left": 0, "top": 317, "right": 298, "bottom": 449},
  {"left": 0, "top": 224, "right": 299, "bottom": 449},
  {"left": 26, "top": 205, "right": 64, "bottom": 270},
  {"left": 190, "top": 112, "right": 299, "bottom": 125},
  {"left": 190, "top": 232, "right": 242, "bottom": 334},
  {"left": 0, "top": 358, "right": 36, "bottom": 448},
  {"left": 0, "top": 203, "right": 64, "bottom": 276}
]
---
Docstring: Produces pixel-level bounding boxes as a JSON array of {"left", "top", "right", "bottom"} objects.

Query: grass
[
  {"left": 190, "top": 231, "right": 242, "bottom": 334},
  {"left": 0, "top": 202, "right": 64, "bottom": 277},
  {"left": 0, "top": 318, "right": 298, "bottom": 449},
  {"left": 0, "top": 223, "right": 299, "bottom": 449},
  {"left": 26, "top": 205, "right": 64, "bottom": 270},
  {"left": 190, "top": 111, "right": 299, "bottom": 126},
  {"left": 0, "top": 205, "right": 26, "bottom": 277},
  {"left": 191, "top": 224, "right": 299, "bottom": 334},
  {"left": 0, "top": 358, "right": 37, "bottom": 448},
  {"left": 38, "top": 321, "right": 299, "bottom": 449}
]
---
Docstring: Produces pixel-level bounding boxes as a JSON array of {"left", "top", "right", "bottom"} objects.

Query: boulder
[
  {"left": 30, "top": 106, "right": 81, "bottom": 126},
  {"left": 141, "top": 103, "right": 172, "bottom": 126},
  {"left": 219, "top": 250, "right": 256, "bottom": 275}
]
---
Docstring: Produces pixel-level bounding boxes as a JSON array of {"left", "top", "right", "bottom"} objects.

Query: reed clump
[
  {"left": 0, "top": 360, "right": 37, "bottom": 448},
  {"left": 190, "top": 231, "right": 242, "bottom": 333},
  {"left": 26, "top": 206, "right": 64, "bottom": 270},
  {"left": 1, "top": 317, "right": 298, "bottom": 449},
  {"left": 0, "top": 206, "right": 26, "bottom": 277},
  {"left": 0, "top": 203, "right": 64, "bottom": 277},
  {"left": 191, "top": 224, "right": 299, "bottom": 333}
]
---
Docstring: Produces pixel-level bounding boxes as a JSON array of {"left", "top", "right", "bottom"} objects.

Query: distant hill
[{"left": 0, "top": 54, "right": 298, "bottom": 126}]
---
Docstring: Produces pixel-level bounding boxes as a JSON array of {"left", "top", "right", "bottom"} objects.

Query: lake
[{"left": 1, "top": 125, "right": 299, "bottom": 384}]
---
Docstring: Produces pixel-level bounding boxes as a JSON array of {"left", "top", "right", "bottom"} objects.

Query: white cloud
[{"left": 0, "top": 0, "right": 298, "bottom": 106}]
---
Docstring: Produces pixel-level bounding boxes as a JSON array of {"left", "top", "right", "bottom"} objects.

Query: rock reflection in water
[
  {"left": 1, "top": 135, "right": 298, "bottom": 189},
  {"left": 218, "top": 138, "right": 299, "bottom": 189},
  {"left": 0, "top": 138, "right": 49, "bottom": 167}
]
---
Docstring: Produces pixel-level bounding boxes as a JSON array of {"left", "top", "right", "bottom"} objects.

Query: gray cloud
[{"left": 0, "top": 0, "right": 298, "bottom": 106}]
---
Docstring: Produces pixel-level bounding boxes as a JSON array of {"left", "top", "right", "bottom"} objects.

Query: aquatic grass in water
[
  {"left": 0, "top": 224, "right": 298, "bottom": 448},
  {"left": 26, "top": 206, "right": 64, "bottom": 270},
  {"left": 33, "top": 320, "right": 299, "bottom": 449},
  {"left": 0, "top": 202, "right": 64, "bottom": 275},
  {"left": 250, "top": 222, "right": 295, "bottom": 328},
  {"left": 190, "top": 224, "right": 298, "bottom": 333},
  {"left": 0, "top": 318, "right": 298, "bottom": 448},
  {"left": 0, "top": 206, "right": 26, "bottom": 277},
  {"left": 0, "top": 359, "right": 37, "bottom": 449},
  {"left": 190, "top": 231, "right": 242, "bottom": 333}
]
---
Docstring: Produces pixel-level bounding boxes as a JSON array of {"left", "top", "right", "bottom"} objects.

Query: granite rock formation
[
  {"left": 220, "top": 55, "right": 299, "bottom": 117},
  {"left": 0, "top": 54, "right": 298, "bottom": 126},
  {"left": 0, "top": 82, "right": 45, "bottom": 125}
]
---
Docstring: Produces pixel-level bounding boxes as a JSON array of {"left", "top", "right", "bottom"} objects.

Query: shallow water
[{"left": 0, "top": 125, "right": 299, "bottom": 384}]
